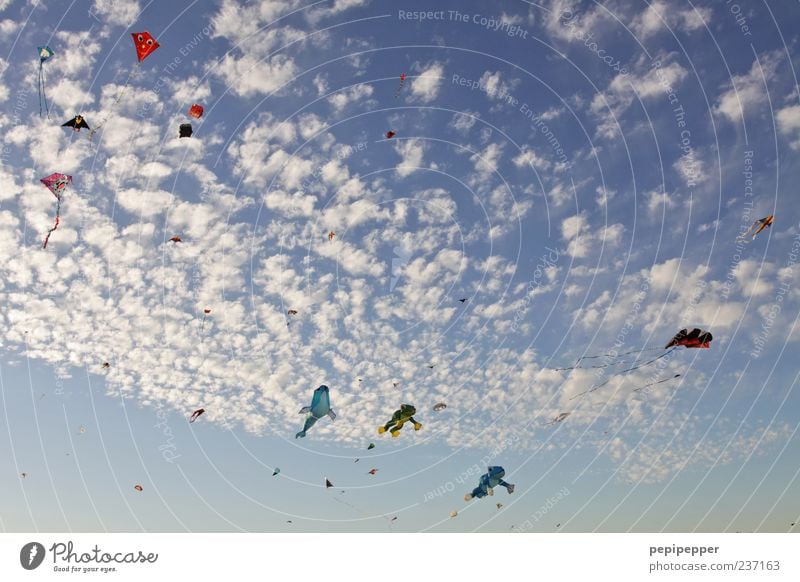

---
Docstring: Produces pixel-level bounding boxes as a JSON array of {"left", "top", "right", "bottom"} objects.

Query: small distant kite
[
  {"left": 169, "top": 236, "right": 182, "bottom": 243},
  {"left": 328, "top": 231, "right": 335, "bottom": 241},
  {"left": 665, "top": 328, "right": 713, "bottom": 349},
  {"left": 36, "top": 46, "right": 54, "bottom": 117},
  {"left": 458, "top": 298, "right": 468, "bottom": 303},
  {"left": 450, "top": 510, "right": 458, "bottom": 518},
  {"left": 40, "top": 173, "right": 72, "bottom": 249},
  {"left": 385, "top": 131, "right": 396, "bottom": 139},
  {"left": 21, "top": 472, "right": 28, "bottom": 479},
  {"left": 394, "top": 73, "right": 406, "bottom": 97},
  {"left": 188, "top": 104, "right": 204, "bottom": 119},
  {"left": 62, "top": 115, "right": 90, "bottom": 132},
  {"left": 433, "top": 403, "right": 447, "bottom": 412},
  {"left": 287, "top": 309, "right": 298, "bottom": 316},
  {"left": 134, "top": 485, "right": 143, "bottom": 492},
  {"left": 189, "top": 408, "right": 205, "bottom": 423},
  {"left": 179, "top": 123, "right": 193, "bottom": 138},
  {"left": 545, "top": 412, "right": 570, "bottom": 426},
  {"left": 101, "top": 362, "right": 110, "bottom": 369},
  {"left": 368, "top": 469, "right": 378, "bottom": 475},
  {"left": 378, "top": 404, "right": 421, "bottom": 438},
  {"left": 325, "top": 478, "right": 334, "bottom": 489},
  {"left": 272, "top": 468, "right": 280, "bottom": 477},
  {"left": 496, "top": 503, "right": 504, "bottom": 509},
  {"left": 367, "top": 443, "right": 376, "bottom": 450},
  {"left": 738, "top": 215, "right": 774, "bottom": 241},
  {"left": 78, "top": 426, "right": 86, "bottom": 434}
]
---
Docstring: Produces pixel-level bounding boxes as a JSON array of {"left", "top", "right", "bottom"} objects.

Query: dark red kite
[
  {"left": 169, "top": 236, "right": 182, "bottom": 243},
  {"left": 368, "top": 469, "right": 378, "bottom": 475},
  {"left": 665, "top": 328, "right": 713, "bottom": 349},
  {"left": 131, "top": 32, "right": 160, "bottom": 62},
  {"left": 385, "top": 131, "right": 396, "bottom": 139},
  {"left": 189, "top": 408, "right": 205, "bottom": 423}
]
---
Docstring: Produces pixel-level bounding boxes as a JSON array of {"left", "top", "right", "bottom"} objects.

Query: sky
[{"left": 0, "top": 0, "right": 799, "bottom": 533}]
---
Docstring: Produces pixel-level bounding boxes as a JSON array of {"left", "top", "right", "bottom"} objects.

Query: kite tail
[
  {"left": 42, "top": 201, "right": 61, "bottom": 249},
  {"left": 41, "top": 65, "right": 50, "bottom": 119}
]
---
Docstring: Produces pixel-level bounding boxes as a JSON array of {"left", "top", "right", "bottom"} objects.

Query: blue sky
[{"left": 0, "top": 0, "right": 799, "bottom": 533}]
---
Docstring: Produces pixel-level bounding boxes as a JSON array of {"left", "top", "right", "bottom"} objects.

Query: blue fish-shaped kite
[
  {"left": 465, "top": 466, "right": 515, "bottom": 501},
  {"left": 296, "top": 385, "right": 336, "bottom": 438}
]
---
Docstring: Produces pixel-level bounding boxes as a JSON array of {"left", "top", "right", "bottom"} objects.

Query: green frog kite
[{"left": 377, "top": 404, "right": 422, "bottom": 438}]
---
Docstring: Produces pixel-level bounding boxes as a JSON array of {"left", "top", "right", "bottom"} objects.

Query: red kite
[{"left": 131, "top": 32, "right": 160, "bottom": 63}]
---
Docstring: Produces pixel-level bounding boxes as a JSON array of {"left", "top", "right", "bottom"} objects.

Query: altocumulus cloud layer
[{"left": 0, "top": 0, "right": 799, "bottom": 531}]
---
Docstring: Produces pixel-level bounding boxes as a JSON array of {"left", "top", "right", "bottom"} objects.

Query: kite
[
  {"left": 169, "top": 236, "right": 182, "bottom": 243},
  {"left": 433, "top": 403, "right": 447, "bottom": 412},
  {"left": 78, "top": 426, "right": 86, "bottom": 434},
  {"left": 101, "top": 362, "right": 110, "bottom": 369},
  {"left": 385, "top": 131, "right": 396, "bottom": 139},
  {"left": 427, "top": 365, "right": 435, "bottom": 369},
  {"left": 188, "top": 104, "right": 204, "bottom": 119},
  {"left": 377, "top": 404, "right": 421, "bottom": 438},
  {"left": 132, "top": 32, "right": 160, "bottom": 62},
  {"left": 738, "top": 215, "right": 774, "bottom": 241},
  {"left": 325, "top": 478, "right": 334, "bottom": 489},
  {"left": 36, "top": 46, "right": 54, "bottom": 117},
  {"left": 368, "top": 469, "right": 378, "bottom": 475},
  {"left": 134, "top": 485, "right": 143, "bottom": 492},
  {"left": 450, "top": 510, "right": 458, "bottom": 518},
  {"left": 179, "top": 123, "right": 193, "bottom": 138},
  {"left": 394, "top": 73, "right": 406, "bottom": 97},
  {"left": 544, "top": 412, "right": 570, "bottom": 426},
  {"left": 665, "top": 328, "right": 712, "bottom": 349},
  {"left": 354, "top": 458, "right": 360, "bottom": 463},
  {"left": 91, "top": 33, "right": 161, "bottom": 137},
  {"left": 62, "top": 115, "right": 90, "bottom": 132},
  {"left": 189, "top": 408, "right": 205, "bottom": 423},
  {"left": 328, "top": 231, "right": 335, "bottom": 241},
  {"left": 496, "top": 503, "right": 504, "bottom": 509},
  {"left": 458, "top": 298, "right": 468, "bottom": 303},
  {"left": 392, "top": 382, "right": 399, "bottom": 388},
  {"left": 464, "top": 466, "right": 515, "bottom": 501},
  {"left": 40, "top": 173, "right": 72, "bottom": 249},
  {"left": 367, "top": 443, "right": 375, "bottom": 450},
  {"left": 21, "top": 472, "right": 28, "bottom": 479},
  {"left": 287, "top": 309, "right": 298, "bottom": 316},
  {"left": 272, "top": 468, "right": 280, "bottom": 477},
  {"left": 296, "top": 385, "right": 336, "bottom": 438}
]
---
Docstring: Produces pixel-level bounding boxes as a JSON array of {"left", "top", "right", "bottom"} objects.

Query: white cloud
[
  {"left": 631, "top": 1, "right": 711, "bottom": 39},
  {"left": 776, "top": 104, "right": 800, "bottom": 150},
  {"left": 91, "top": 0, "right": 140, "bottom": 28},
  {"left": 327, "top": 83, "right": 374, "bottom": 112},
  {"left": 715, "top": 52, "right": 781, "bottom": 124},
  {"left": 409, "top": 62, "right": 444, "bottom": 103}
]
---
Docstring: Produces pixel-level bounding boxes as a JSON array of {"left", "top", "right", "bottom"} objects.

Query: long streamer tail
[
  {"left": 554, "top": 346, "right": 665, "bottom": 371},
  {"left": 42, "top": 200, "right": 61, "bottom": 249}
]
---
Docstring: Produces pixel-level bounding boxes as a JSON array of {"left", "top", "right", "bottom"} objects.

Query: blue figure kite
[
  {"left": 37, "top": 46, "right": 54, "bottom": 117},
  {"left": 464, "top": 466, "right": 515, "bottom": 501},
  {"left": 296, "top": 385, "right": 336, "bottom": 438},
  {"left": 377, "top": 404, "right": 421, "bottom": 438}
]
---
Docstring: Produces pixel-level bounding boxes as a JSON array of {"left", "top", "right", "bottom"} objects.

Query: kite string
[
  {"left": 631, "top": 374, "right": 681, "bottom": 393},
  {"left": 554, "top": 346, "right": 665, "bottom": 371},
  {"left": 41, "top": 63, "right": 50, "bottom": 119},
  {"left": 91, "top": 63, "right": 140, "bottom": 137},
  {"left": 568, "top": 348, "right": 676, "bottom": 400}
]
